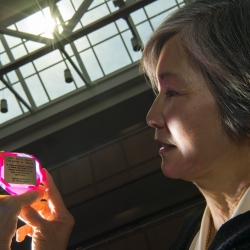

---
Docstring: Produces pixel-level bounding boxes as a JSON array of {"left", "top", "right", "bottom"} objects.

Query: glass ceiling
[{"left": 0, "top": 0, "right": 185, "bottom": 125}]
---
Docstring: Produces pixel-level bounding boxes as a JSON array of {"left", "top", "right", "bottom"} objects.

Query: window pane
[
  {"left": 88, "top": 23, "right": 118, "bottom": 45},
  {"left": 74, "top": 36, "right": 90, "bottom": 52},
  {"left": 7, "top": 71, "right": 19, "bottom": 83},
  {"left": 136, "top": 21, "right": 153, "bottom": 44},
  {"left": 11, "top": 44, "right": 27, "bottom": 60},
  {"left": 73, "top": 22, "right": 82, "bottom": 32},
  {"left": 121, "top": 30, "right": 142, "bottom": 62},
  {"left": 16, "top": 11, "right": 48, "bottom": 35},
  {"left": 130, "top": 9, "right": 147, "bottom": 25},
  {"left": 64, "top": 44, "right": 74, "bottom": 56},
  {"left": 107, "top": 1, "right": 118, "bottom": 13},
  {"left": 4, "top": 35, "right": 22, "bottom": 48},
  {"left": 80, "top": 48, "right": 103, "bottom": 81},
  {"left": 81, "top": 4, "right": 109, "bottom": 26},
  {"left": 33, "top": 50, "right": 62, "bottom": 71},
  {"left": 89, "top": 0, "right": 105, "bottom": 9},
  {"left": 13, "top": 82, "right": 30, "bottom": 106},
  {"left": 20, "top": 63, "right": 36, "bottom": 78},
  {"left": 116, "top": 19, "right": 129, "bottom": 32},
  {"left": 144, "top": 0, "right": 177, "bottom": 18},
  {"left": 43, "top": 7, "right": 55, "bottom": 25},
  {"left": 0, "top": 53, "right": 10, "bottom": 66},
  {"left": 25, "top": 41, "right": 45, "bottom": 53},
  {"left": 0, "top": 88, "right": 23, "bottom": 124},
  {"left": 40, "top": 31, "right": 54, "bottom": 39},
  {"left": 57, "top": 0, "right": 75, "bottom": 21},
  {"left": 94, "top": 35, "right": 131, "bottom": 75},
  {"left": 71, "top": 0, "right": 84, "bottom": 10},
  {"left": 25, "top": 74, "right": 49, "bottom": 106},
  {"left": 7, "top": 24, "right": 17, "bottom": 31},
  {"left": 39, "top": 62, "right": 76, "bottom": 100}
]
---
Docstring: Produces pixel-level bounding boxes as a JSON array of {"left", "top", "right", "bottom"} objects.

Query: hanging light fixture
[
  {"left": 131, "top": 37, "right": 141, "bottom": 52},
  {"left": 1, "top": 99, "right": 8, "bottom": 113},
  {"left": 64, "top": 69, "right": 73, "bottom": 83},
  {"left": 112, "top": 0, "right": 125, "bottom": 7}
]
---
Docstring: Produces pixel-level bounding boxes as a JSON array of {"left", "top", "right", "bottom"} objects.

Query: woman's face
[{"left": 146, "top": 37, "right": 235, "bottom": 181}]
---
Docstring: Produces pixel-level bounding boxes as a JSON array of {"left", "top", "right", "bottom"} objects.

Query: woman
[
  {"left": 142, "top": 0, "right": 250, "bottom": 249},
  {"left": 2, "top": 1, "right": 250, "bottom": 249}
]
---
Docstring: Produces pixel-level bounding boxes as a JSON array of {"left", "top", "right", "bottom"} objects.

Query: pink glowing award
[{"left": 0, "top": 152, "right": 43, "bottom": 195}]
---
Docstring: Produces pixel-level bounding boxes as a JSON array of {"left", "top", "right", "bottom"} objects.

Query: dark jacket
[{"left": 169, "top": 210, "right": 250, "bottom": 250}]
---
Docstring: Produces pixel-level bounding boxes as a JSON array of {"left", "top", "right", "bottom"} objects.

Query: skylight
[{"left": 0, "top": 0, "right": 184, "bottom": 125}]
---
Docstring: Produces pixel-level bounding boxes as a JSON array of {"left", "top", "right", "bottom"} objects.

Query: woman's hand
[
  {"left": 17, "top": 169, "right": 75, "bottom": 250},
  {"left": 0, "top": 189, "right": 44, "bottom": 250}
]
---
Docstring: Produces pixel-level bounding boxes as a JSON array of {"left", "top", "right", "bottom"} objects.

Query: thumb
[
  {"left": 17, "top": 188, "right": 44, "bottom": 207},
  {"left": 20, "top": 206, "right": 45, "bottom": 228}
]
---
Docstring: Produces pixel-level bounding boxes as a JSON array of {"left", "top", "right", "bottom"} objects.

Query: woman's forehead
[
  {"left": 155, "top": 37, "right": 210, "bottom": 91},
  {"left": 156, "top": 38, "right": 188, "bottom": 79}
]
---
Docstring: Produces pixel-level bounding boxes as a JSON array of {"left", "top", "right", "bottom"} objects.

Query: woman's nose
[{"left": 146, "top": 97, "right": 165, "bottom": 129}]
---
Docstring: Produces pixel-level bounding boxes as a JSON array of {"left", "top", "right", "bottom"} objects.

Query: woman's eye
[{"left": 165, "top": 91, "right": 178, "bottom": 97}]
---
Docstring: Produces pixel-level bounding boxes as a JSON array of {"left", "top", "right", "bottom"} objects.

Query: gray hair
[{"left": 141, "top": 0, "right": 250, "bottom": 141}]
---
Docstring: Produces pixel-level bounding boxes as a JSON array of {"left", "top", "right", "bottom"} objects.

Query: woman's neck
[
  {"left": 193, "top": 143, "right": 250, "bottom": 231},
  {"left": 195, "top": 179, "right": 250, "bottom": 249},
  {"left": 192, "top": 140, "right": 250, "bottom": 247},
  {"left": 194, "top": 174, "right": 250, "bottom": 231},
  {"left": 205, "top": 186, "right": 249, "bottom": 230}
]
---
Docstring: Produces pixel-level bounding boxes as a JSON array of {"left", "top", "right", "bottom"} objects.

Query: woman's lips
[
  {"left": 155, "top": 139, "right": 176, "bottom": 154},
  {"left": 159, "top": 144, "right": 176, "bottom": 154}
]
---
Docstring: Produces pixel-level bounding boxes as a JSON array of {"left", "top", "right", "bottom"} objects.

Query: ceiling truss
[{"left": 0, "top": 0, "right": 155, "bottom": 112}]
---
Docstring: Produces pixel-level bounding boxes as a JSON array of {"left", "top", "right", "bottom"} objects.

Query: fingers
[
  {"left": 20, "top": 206, "right": 45, "bottom": 228},
  {"left": 16, "top": 188, "right": 44, "bottom": 207},
  {"left": 31, "top": 201, "right": 51, "bottom": 219},
  {"left": 0, "top": 188, "right": 44, "bottom": 220},
  {"left": 16, "top": 224, "right": 33, "bottom": 242},
  {"left": 42, "top": 169, "right": 67, "bottom": 215}
]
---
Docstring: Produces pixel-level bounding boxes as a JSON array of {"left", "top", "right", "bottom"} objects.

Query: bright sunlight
[{"left": 15, "top": 7, "right": 57, "bottom": 39}]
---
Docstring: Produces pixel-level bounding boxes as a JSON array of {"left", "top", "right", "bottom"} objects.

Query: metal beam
[
  {"left": 52, "top": 4, "right": 92, "bottom": 86},
  {"left": 60, "top": 47, "right": 91, "bottom": 87},
  {"left": 123, "top": 16, "right": 138, "bottom": 38},
  {"left": 0, "top": 26, "right": 52, "bottom": 44},
  {"left": 0, "top": 34, "right": 37, "bottom": 110},
  {"left": 62, "top": 0, "right": 94, "bottom": 37},
  {"left": 0, "top": 0, "right": 156, "bottom": 76},
  {"left": 70, "top": 42, "right": 92, "bottom": 84},
  {"left": 0, "top": 76, "right": 33, "bottom": 113}
]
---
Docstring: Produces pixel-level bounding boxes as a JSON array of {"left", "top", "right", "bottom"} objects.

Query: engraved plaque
[{"left": 4, "top": 155, "right": 36, "bottom": 185}]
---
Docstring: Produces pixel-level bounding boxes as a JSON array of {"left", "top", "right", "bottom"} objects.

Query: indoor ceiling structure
[
  {"left": 0, "top": 1, "right": 204, "bottom": 250},
  {"left": 0, "top": 0, "right": 182, "bottom": 129}
]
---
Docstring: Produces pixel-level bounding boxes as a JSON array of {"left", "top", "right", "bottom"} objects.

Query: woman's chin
[
  {"left": 161, "top": 160, "right": 194, "bottom": 181},
  {"left": 161, "top": 163, "right": 181, "bottom": 179}
]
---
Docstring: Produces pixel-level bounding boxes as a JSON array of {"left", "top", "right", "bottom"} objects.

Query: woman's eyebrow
[{"left": 157, "top": 72, "right": 184, "bottom": 84}]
